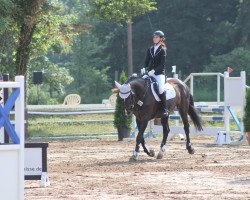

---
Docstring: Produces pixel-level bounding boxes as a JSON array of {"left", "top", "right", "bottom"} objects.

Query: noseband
[
  {"left": 120, "top": 86, "right": 149, "bottom": 114},
  {"left": 120, "top": 90, "right": 136, "bottom": 114}
]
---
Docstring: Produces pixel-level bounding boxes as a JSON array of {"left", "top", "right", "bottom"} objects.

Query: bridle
[
  {"left": 120, "top": 90, "right": 136, "bottom": 115},
  {"left": 120, "top": 78, "right": 149, "bottom": 114}
]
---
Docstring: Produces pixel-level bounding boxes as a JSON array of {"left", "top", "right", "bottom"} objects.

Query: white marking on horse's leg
[
  {"left": 144, "top": 144, "right": 150, "bottom": 153},
  {"left": 157, "top": 145, "right": 165, "bottom": 159},
  {"left": 130, "top": 150, "right": 139, "bottom": 161}
]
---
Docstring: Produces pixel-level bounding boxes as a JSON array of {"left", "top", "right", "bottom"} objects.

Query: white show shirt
[{"left": 154, "top": 44, "right": 161, "bottom": 55}]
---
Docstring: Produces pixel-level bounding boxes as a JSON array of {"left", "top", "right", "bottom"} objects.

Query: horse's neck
[{"left": 130, "top": 79, "right": 145, "bottom": 97}]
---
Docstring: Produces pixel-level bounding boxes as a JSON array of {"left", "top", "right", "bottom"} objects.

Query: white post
[
  {"left": 0, "top": 127, "right": 3, "bottom": 143},
  {"left": 190, "top": 75, "right": 194, "bottom": 95},
  {"left": 15, "top": 76, "right": 25, "bottom": 200},
  {"left": 224, "top": 72, "right": 230, "bottom": 135},
  {"left": 0, "top": 89, "right": 4, "bottom": 143},
  {"left": 173, "top": 74, "right": 178, "bottom": 79},
  {"left": 241, "top": 71, "right": 246, "bottom": 137},
  {"left": 217, "top": 74, "right": 220, "bottom": 104}
]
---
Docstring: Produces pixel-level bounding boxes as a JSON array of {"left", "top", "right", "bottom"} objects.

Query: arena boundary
[{"left": 151, "top": 71, "right": 247, "bottom": 144}]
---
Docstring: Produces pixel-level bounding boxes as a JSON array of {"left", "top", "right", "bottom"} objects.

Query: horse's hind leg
[
  {"left": 157, "top": 116, "right": 170, "bottom": 159},
  {"left": 180, "top": 111, "right": 195, "bottom": 154},
  {"left": 130, "top": 119, "right": 148, "bottom": 161}
]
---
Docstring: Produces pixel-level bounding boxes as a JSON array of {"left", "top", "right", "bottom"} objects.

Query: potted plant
[
  {"left": 243, "top": 87, "right": 250, "bottom": 145},
  {"left": 113, "top": 71, "right": 133, "bottom": 141}
]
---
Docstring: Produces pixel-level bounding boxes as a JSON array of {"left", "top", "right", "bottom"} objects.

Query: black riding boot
[{"left": 159, "top": 92, "right": 168, "bottom": 116}]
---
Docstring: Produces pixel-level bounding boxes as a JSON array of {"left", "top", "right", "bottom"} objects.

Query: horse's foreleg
[
  {"left": 141, "top": 137, "right": 155, "bottom": 157},
  {"left": 130, "top": 120, "right": 148, "bottom": 161},
  {"left": 157, "top": 116, "right": 170, "bottom": 159}
]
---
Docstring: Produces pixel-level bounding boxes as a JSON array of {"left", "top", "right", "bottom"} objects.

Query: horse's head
[{"left": 115, "top": 81, "right": 135, "bottom": 115}]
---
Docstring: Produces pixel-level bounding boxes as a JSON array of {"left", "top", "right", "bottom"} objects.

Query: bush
[
  {"left": 27, "top": 85, "right": 60, "bottom": 105},
  {"left": 243, "top": 88, "right": 250, "bottom": 132},
  {"left": 113, "top": 71, "right": 132, "bottom": 129}
]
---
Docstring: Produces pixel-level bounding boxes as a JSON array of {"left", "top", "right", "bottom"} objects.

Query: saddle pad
[{"left": 151, "top": 83, "right": 176, "bottom": 102}]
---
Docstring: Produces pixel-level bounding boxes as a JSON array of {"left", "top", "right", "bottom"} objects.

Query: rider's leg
[
  {"left": 159, "top": 92, "right": 168, "bottom": 116},
  {"left": 153, "top": 74, "right": 168, "bottom": 116}
]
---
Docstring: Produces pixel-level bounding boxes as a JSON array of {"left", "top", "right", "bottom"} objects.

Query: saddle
[
  {"left": 147, "top": 76, "right": 160, "bottom": 95},
  {"left": 143, "top": 75, "right": 176, "bottom": 101}
]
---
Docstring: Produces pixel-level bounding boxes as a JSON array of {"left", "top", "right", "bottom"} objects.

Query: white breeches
[{"left": 151, "top": 74, "right": 166, "bottom": 94}]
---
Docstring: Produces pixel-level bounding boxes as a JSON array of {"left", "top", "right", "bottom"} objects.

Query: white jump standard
[{"left": 0, "top": 76, "right": 25, "bottom": 200}]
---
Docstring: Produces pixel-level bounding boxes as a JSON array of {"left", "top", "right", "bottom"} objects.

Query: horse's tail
[{"left": 188, "top": 94, "right": 203, "bottom": 131}]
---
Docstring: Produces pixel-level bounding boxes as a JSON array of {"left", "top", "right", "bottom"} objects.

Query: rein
[
  {"left": 136, "top": 79, "right": 149, "bottom": 107},
  {"left": 121, "top": 77, "right": 150, "bottom": 114}
]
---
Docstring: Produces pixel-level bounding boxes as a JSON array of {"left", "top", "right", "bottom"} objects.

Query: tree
[
  {"left": 243, "top": 88, "right": 250, "bottom": 132},
  {"left": 93, "top": 0, "right": 240, "bottom": 77},
  {"left": 0, "top": 0, "right": 18, "bottom": 75},
  {"left": 12, "top": 0, "right": 88, "bottom": 76},
  {"left": 236, "top": 0, "right": 250, "bottom": 48},
  {"left": 67, "top": 65, "right": 111, "bottom": 103},
  {"left": 113, "top": 71, "right": 132, "bottom": 140},
  {"left": 205, "top": 47, "right": 250, "bottom": 85},
  {"left": 14, "top": 0, "right": 47, "bottom": 75},
  {"left": 91, "top": 0, "right": 157, "bottom": 75}
]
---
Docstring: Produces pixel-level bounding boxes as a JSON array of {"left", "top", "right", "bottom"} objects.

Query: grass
[
  {"left": 27, "top": 111, "right": 240, "bottom": 139},
  {"left": 28, "top": 123, "right": 116, "bottom": 137},
  {"left": 29, "top": 114, "right": 114, "bottom": 124}
]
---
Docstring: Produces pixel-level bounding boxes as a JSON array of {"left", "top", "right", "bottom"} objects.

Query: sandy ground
[{"left": 25, "top": 136, "right": 250, "bottom": 200}]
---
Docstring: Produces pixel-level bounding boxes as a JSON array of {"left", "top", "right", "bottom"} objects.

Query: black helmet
[{"left": 153, "top": 30, "right": 164, "bottom": 38}]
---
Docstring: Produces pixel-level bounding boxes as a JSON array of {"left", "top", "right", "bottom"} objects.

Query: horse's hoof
[
  {"left": 156, "top": 153, "right": 163, "bottom": 159},
  {"left": 187, "top": 148, "right": 195, "bottom": 154},
  {"left": 149, "top": 149, "right": 155, "bottom": 157},
  {"left": 129, "top": 155, "right": 137, "bottom": 162}
]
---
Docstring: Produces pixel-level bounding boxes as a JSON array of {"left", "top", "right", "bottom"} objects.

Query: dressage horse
[{"left": 115, "top": 75, "right": 203, "bottom": 161}]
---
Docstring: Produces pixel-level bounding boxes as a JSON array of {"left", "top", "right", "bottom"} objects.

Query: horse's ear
[{"left": 115, "top": 81, "right": 121, "bottom": 89}]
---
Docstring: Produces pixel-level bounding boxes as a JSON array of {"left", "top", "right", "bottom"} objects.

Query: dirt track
[{"left": 25, "top": 136, "right": 250, "bottom": 200}]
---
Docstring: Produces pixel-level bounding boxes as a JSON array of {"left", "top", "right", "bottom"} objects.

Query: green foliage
[
  {"left": 1, "top": 0, "right": 250, "bottom": 105},
  {"left": 91, "top": 0, "right": 157, "bottom": 23},
  {"left": 205, "top": 47, "right": 250, "bottom": 85},
  {"left": 119, "top": 71, "right": 127, "bottom": 84},
  {"left": 236, "top": 0, "right": 250, "bottom": 48},
  {"left": 66, "top": 28, "right": 112, "bottom": 103},
  {"left": 67, "top": 66, "right": 112, "bottom": 103},
  {"left": 27, "top": 56, "right": 74, "bottom": 104},
  {"left": 244, "top": 88, "right": 250, "bottom": 132},
  {"left": 114, "top": 71, "right": 133, "bottom": 129},
  {"left": 27, "top": 85, "right": 60, "bottom": 105}
]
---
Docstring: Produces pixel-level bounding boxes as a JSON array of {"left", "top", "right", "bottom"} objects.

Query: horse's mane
[{"left": 125, "top": 74, "right": 144, "bottom": 84}]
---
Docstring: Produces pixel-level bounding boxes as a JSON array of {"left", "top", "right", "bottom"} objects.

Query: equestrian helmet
[{"left": 153, "top": 30, "right": 164, "bottom": 38}]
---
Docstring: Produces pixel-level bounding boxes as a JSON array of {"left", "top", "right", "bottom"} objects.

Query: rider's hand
[{"left": 148, "top": 70, "right": 155, "bottom": 76}]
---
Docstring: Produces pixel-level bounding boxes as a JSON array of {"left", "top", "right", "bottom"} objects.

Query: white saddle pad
[{"left": 151, "top": 82, "right": 176, "bottom": 102}]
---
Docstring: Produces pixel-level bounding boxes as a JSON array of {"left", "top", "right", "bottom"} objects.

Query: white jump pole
[{"left": 217, "top": 74, "right": 221, "bottom": 104}]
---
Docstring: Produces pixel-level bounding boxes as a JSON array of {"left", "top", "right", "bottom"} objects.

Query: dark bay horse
[{"left": 115, "top": 75, "right": 203, "bottom": 161}]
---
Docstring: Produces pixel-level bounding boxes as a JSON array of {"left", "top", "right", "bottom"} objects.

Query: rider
[{"left": 144, "top": 30, "right": 168, "bottom": 116}]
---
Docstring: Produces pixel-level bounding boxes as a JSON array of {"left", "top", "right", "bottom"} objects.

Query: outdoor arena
[
  {"left": 25, "top": 137, "right": 250, "bottom": 200},
  {"left": 1, "top": 73, "right": 250, "bottom": 200}
]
